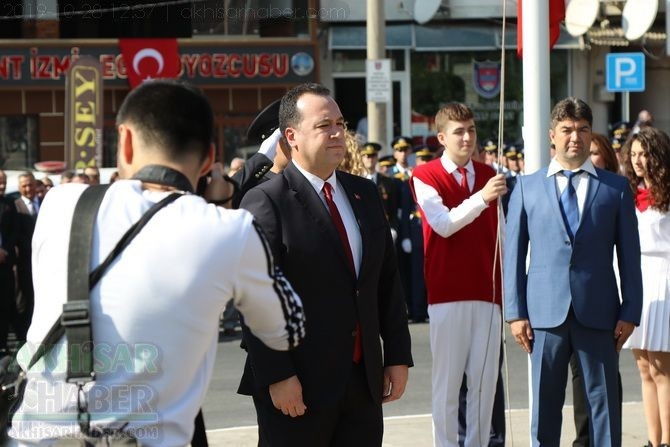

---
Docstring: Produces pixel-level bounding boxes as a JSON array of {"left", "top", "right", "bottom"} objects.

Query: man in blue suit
[{"left": 504, "top": 97, "right": 642, "bottom": 447}]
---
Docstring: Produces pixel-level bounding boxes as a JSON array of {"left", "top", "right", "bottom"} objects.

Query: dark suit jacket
[
  {"left": 0, "top": 196, "right": 19, "bottom": 268},
  {"left": 375, "top": 173, "right": 399, "bottom": 234},
  {"left": 230, "top": 152, "right": 273, "bottom": 208},
  {"left": 13, "top": 197, "right": 37, "bottom": 279},
  {"left": 238, "top": 162, "right": 412, "bottom": 408}
]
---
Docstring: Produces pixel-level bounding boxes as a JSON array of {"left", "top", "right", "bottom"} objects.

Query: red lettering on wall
[
  {"left": 199, "top": 53, "right": 212, "bottom": 77},
  {"left": 35, "top": 56, "right": 51, "bottom": 79},
  {"left": 182, "top": 54, "right": 198, "bottom": 78},
  {"left": 52, "top": 55, "right": 71, "bottom": 79},
  {"left": 100, "top": 55, "right": 115, "bottom": 79},
  {"left": 0, "top": 56, "right": 25, "bottom": 80},
  {"left": 242, "top": 54, "right": 258, "bottom": 77},
  {"left": 258, "top": 54, "right": 271, "bottom": 77},
  {"left": 273, "top": 54, "right": 289, "bottom": 78},
  {"left": 228, "top": 54, "right": 240, "bottom": 77},
  {"left": 213, "top": 55, "right": 226, "bottom": 78}
]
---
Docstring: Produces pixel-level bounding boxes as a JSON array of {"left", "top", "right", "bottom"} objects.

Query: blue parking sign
[{"left": 606, "top": 53, "right": 645, "bottom": 92}]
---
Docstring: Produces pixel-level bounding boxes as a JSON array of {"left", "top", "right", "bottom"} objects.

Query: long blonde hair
[{"left": 338, "top": 130, "right": 366, "bottom": 177}]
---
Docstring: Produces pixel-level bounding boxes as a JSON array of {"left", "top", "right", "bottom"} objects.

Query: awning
[
  {"left": 329, "top": 24, "right": 414, "bottom": 49},
  {"left": 329, "top": 24, "right": 583, "bottom": 51}
]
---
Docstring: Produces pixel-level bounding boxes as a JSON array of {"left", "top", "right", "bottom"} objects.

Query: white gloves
[
  {"left": 401, "top": 238, "right": 412, "bottom": 253},
  {"left": 257, "top": 128, "right": 282, "bottom": 161}
]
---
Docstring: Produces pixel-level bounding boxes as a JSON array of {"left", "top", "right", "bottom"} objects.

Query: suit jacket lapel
[
  {"left": 577, "top": 173, "right": 600, "bottom": 237},
  {"left": 284, "top": 164, "right": 356, "bottom": 275},
  {"left": 14, "top": 198, "right": 30, "bottom": 216},
  {"left": 542, "top": 169, "right": 600, "bottom": 240},
  {"left": 337, "top": 172, "right": 366, "bottom": 278},
  {"left": 542, "top": 173, "right": 568, "bottom": 236}
]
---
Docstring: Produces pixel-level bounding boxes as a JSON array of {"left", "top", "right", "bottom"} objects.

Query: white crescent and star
[{"left": 132, "top": 48, "right": 165, "bottom": 79}]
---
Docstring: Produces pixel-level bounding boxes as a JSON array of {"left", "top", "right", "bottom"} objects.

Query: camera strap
[{"left": 131, "top": 164, "right": 194, "bottom": 193}]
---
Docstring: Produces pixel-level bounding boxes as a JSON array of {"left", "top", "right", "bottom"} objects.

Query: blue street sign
[{"left": 606, "top": 53, "right": 645, "bottom": 92}]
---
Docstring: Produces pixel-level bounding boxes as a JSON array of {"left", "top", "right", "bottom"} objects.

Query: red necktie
[
  {"left": 457, "top": 166, "right": 468, "bottom": 191},
  {"left": 323, "top": 182, "right": 355, "bottom": 272},
  {"left": 322, "top": 182, "right": 362, "bottom": 363}
]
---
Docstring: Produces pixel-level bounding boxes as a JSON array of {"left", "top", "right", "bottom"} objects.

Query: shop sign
[
  {"left": 0, "top": 44, "right": 316, "bottom": 86},
  {"left": 64, "top": 56, "right": 103, "bottom": 170}
]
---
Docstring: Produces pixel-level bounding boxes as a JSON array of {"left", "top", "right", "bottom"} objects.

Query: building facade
[
  {"left": 320, "top": 0, "right": 669, "bottom": 150},
  {"left": 0, "top": 0, "right": 320, "bottom": 171},
  {"left": 0, "top": 0, "right": 668, "bottom": 171}
]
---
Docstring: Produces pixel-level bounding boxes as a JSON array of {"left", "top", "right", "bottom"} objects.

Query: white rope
[
  {"left": 495, "top": 1, "right": 516, "bottom": 446},
  {"left": 474, "top": 1, "right": 512, "bottom": 443}
]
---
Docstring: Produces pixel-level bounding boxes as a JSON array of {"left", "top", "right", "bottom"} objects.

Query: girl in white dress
[{"left": 621, "top": 126, "right": 670, "bottom": 447}]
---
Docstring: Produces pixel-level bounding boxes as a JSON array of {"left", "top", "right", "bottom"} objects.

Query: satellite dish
[
  {"left": 622, "top": 0, "right": 659, "bottom": 40},
  {"left": 564, "top": 0, "right": 600, "bottom": 37},
  {"left": 414, "top": 0, "right": 442, "bottom": 25}
]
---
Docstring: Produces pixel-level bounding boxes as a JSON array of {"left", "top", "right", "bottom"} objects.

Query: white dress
[{"left": 623, "top": 207, "right": 670, "bottom": 351}]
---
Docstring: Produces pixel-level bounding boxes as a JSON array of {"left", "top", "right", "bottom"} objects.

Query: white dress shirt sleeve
[{"left": 412, "top": 176, "right": 488, "bottom": 238}]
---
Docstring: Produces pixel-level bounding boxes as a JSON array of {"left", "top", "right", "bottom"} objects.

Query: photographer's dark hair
[{"left": 116, "top": 79, "right": 214, "bottom": 162}]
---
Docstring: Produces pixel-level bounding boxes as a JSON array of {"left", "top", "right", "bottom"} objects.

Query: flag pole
[
  {"left": 521, "top": 0, "right": 552, "bottom": 175},
  {"left": 520, "top": 0, "right": 552, "bottom": 445}
]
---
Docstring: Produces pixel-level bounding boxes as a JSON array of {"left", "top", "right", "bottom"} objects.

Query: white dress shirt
[
  {"left": 21, "top": 196, "right": 38, "bottom": 215},
  {"left": 293, "top": 162, "right": 362, "bottom": 275},
  {"left": 547, "top": 157, "right": 598, "bottom": 219},
  {"left": 412, "top": 153, "right": 488, "bottom": 238}
]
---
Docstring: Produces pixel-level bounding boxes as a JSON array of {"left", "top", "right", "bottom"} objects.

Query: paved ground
[
  {"left": 206, "top": 402, "right": 648, "bottom": 446},
  {"left": 201, "top": 323, "right": 650, "bottom": 446}
]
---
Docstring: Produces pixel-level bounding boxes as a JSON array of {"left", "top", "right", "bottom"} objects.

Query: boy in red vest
[{"left": 410, "top": 103, "right": 507, "bottom": 447}]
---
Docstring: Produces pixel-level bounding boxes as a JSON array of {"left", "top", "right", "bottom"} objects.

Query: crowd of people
[
  {"left": 0, "top": 165, "right": 115, "bottom": 355},
  {"left": 0, "top": 80, "right": 668, "bottom": 447}
]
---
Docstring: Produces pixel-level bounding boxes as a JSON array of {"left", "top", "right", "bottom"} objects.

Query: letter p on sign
[{"left": 606, "top": 52, "right": 645, "bottom": 92}]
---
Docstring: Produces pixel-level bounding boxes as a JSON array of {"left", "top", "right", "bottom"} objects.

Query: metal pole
[
  {"left": 521, "top": 1, "right": 552, "bottom": 445},
  {"left": 621, "top": 91, "right": 630, "bottom": 124},
  {"left": 521, "top": 0, "right": 551, "bottom": 174},
  {"left": 367, "top": 0, "right": 387, "bottom": 149}
]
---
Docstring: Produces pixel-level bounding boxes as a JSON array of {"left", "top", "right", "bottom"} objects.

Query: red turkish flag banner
[
  {"left": 517, "top": 0, "right": 566, "bottom": 58},
  {"left": 119, "top": 38, "right": 181, "bottom": 88}
]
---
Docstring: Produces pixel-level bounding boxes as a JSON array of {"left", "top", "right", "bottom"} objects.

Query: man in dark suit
[
  {"left": 501, "top": 145, "right": 523, "bottom": 216},
  {"left": 504, "top": 97, "right": 642, "bottom": 446},
  {"left": 238, "top": 83, "right": 413, "bottom": 447},
  {"left": 360, "top": 141, "right": 399, "bottom": 239},
  {"left": 13, "top": 171, "right": 39, "bottom": 345},
  {"left": 400, "top": 144, "right": 435, "bottom": 324},
  {"left": 0, "top": 169, "right": 19, "bottom": 353}
]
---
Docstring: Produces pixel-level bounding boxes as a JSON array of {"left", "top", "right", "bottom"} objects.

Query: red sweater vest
[{"left": 411, "top": 159, "right": 502, "bottom": 306}]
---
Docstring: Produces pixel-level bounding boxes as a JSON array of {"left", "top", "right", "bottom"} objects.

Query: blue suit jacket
[{"left": 504, "top": 167, "right": 642, "bottom": 330}]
